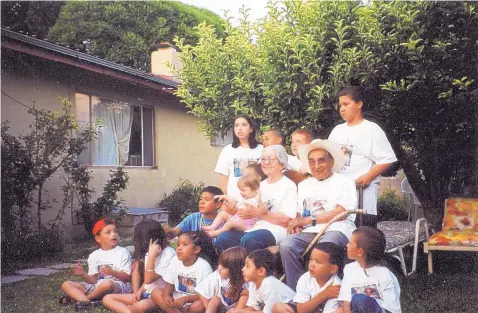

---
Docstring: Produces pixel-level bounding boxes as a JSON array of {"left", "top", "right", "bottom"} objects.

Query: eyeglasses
[
  {"left": 308, "top": 157, "right": 331, "bottom": 166},
  {"left": 260, "top": 157, "right": 278, "bottom": 164}
]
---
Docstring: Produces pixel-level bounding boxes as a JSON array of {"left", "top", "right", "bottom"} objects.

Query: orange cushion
[
  {"left": 442, "top": 198, "right": 478, "bottom": 231},
  {"left": 428, "top": 230, "right": 478, "bottom": 247}
]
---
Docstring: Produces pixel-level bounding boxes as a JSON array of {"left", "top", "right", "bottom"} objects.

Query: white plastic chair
[{"left": 400, "top": 178, "right": 421, "bottom": 221}]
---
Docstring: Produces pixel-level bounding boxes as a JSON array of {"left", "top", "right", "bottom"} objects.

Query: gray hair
[{"left": 262, "top": 145, "right": 288, "bottom": 169}]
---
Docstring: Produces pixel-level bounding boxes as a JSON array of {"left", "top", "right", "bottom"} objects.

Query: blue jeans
[
  {"left": 350, "top": 294, "right": 383, "bottom": 313},
  {"left": 215, "top": 229, "right": 276, "bottom": 253}
]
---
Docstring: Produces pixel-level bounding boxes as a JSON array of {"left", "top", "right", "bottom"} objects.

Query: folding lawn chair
[{"left": 423, "top": 198, "right": 478, "bottom": 273}]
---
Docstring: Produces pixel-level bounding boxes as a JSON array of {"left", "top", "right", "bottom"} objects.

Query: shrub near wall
[
  {"left": 158, "top": 180, "right": 204, "bottom": 226},
  {"left": 377, "top": 189, "right": 409, "bottom": 222}
]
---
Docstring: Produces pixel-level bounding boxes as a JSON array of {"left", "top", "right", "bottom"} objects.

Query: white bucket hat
[{"left": 298, "top": 139, "right": 345, "bottom": 174}]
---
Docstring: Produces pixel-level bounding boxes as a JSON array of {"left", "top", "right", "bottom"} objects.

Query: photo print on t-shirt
[
  {"left": 178, "top": 274, "right": 197, "bottom": 294},
  {"left": 340, "top": 144, "right": 353, "bottom": 167},
  {"left": 351, "top": 283, "right": 382, "bottom": 300},
  {"left": 302, "top": 198, "right": 327, "bottom": 217},
  {"left": 233, "top": 158, "right": 259, "bottom": 177},
  {"left": 263, "top": 199, "right": 275, "bottom": 211},
  {"left": 96, "top": 262, "right": 114, "bottom": 280}
]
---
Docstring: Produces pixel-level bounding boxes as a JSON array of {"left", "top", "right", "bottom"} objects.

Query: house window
[
  {"left": 210, "top": 129, "right": 233, "bottom": 147},
  {"left": 75, "top": 93, "right": 154, "bottom": 166}
]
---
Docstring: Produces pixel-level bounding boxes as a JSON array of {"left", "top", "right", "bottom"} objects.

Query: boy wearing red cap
[{"left": 60, "top": 218, "right": 132, "bottom": 311}]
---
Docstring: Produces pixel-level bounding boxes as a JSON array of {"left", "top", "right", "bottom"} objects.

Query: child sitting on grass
[
  {"left": 150, "top": 231, "right": 217, "bottom": 313},
  {"left": 242, "top": 249, "right": 296, "bottom": 313},
  {"left": 273, "top": 242, "right": 344, "bottom": 313},
  {"left": 203, "top": 174, "right": 261, "bottom": 238},
  {"left": 162, "top": 186, "right": 224, "bottom": 238},
  {"left": 60, "top": 218, "right": 132, "bottom": 311},
  {"left": 197, "top": 247, "right": 249, "bottom": 313},
  {"left": 338, "top": 227, "right": 401, "bottom": 313},
  {"left": 102, "top": 219, "right": 176, "bottom": 313}
]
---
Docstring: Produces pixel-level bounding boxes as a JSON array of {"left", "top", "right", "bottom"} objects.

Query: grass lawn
[{"left": 2, "top": 249, "right": 476, "bottom": 313}]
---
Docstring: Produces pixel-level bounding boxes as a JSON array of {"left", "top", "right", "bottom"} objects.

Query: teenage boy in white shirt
[
  {"left": 280, "top": 140, "right": 357, "bottom": 290},
  {"left": 328, "top": 86, "right": 397, "bottom": 227}
]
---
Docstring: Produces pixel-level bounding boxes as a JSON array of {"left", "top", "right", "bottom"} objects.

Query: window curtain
[{"left": 93, "top": 101, "right": 133, "bottom": 165}]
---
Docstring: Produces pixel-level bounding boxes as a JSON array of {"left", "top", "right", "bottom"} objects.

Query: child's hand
[
  {"left": 323, "top": 284, "right": 341, "bottom": 299},
  {"left": 72, "top": 262, "right": 85, "bottom": 276},
  {"left": 172, "top": 297, "right": 187, "bottom": 308},
  {"left": 148, "top": 239, "right": 162, "bottom": 257},
  {"left": 98, "top": 265, "right": 113, "bottom": 277},
  {"left": 133, "top": 289, "right": 142, "bottom": 302},
  {"left": 214, "top": 195, "right": 230, "bottom": 202},
  {"left": 163, "top": 296, "right": 174, "bottom": 309}
]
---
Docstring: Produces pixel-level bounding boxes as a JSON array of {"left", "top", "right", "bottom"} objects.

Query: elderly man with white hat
[{"left": 280, "top": 139, "right": 357, "bottom": 290}]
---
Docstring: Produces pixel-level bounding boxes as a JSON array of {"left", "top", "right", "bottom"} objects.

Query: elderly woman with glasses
[{"left": 215, "top": 145, "right": 298, "bottom": 253}]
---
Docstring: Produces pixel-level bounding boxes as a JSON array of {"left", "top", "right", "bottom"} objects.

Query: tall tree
[
  {"left": 175, "top": 0, "right": 477, "bottom": 228},
  {"left": 1, "top": 1, "right": 65, "bottom": 39},
  {"left": 47, "top": 1, "right": 224, "bottom": 70}
]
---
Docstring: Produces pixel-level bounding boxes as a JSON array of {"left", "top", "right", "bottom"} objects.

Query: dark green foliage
[
  {"left": 1, "top": 1, "right": 65, "bottom": 38},
  {"left": 47, "top": 1, "right": 225, "bottom": 69},
  {"left": 377, "top": 189, "right": 409, "bottom": 222},
  {"left": 67, "top": 163, "right": 129, "bottom": 234},
  {"left": 158, "top": 180, "right": 204, "bottom": 226}
]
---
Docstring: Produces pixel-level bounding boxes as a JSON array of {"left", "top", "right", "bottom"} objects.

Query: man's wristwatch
[{"left": 311, "top": 214, "right": 317, "bottom": 226}]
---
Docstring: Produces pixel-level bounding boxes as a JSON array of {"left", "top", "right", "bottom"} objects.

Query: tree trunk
[{"left": 37, "top": 182, "right": 43, "bottom": 230}]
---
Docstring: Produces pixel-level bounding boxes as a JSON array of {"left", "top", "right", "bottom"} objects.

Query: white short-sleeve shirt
[
  {"left": 338, "top": 261, "right": 401, "bottom": 313},
  {"left": 196, "top": 271, "right": 248, "bottom": 309},
  {"left": 144, "top": 246, "right": 176, "bottom": 293},
  {"left": 246, "top": 276, "right": 296, "bottom": 313},
  {"left": 214, "top": 144, "right": 263, "bottom": 200},
  {"left": 297, "top": 173, "right": 357, "bottom": 239},
  {"left": 87, "top": 245, "right": 132, "bottom": 281},
  {"left": 163, "top": 256, "right": 213, "bottom": 299},
  {"left": 247, "top": 176, "right": 298, "bottom": 244},
  {"left": 294, "top": 273, "right": 341, "bottom": 313}
]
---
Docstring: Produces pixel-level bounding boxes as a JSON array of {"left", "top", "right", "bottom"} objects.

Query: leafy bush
[
  {"left": 377, "top": 189, "right": 409, "bottom": 222},
  {"left": 69, "top": 163, "right": 129, "bottom": 234},
  {"left": 158, "top": 180, "right": 204, "bottom": 226}
]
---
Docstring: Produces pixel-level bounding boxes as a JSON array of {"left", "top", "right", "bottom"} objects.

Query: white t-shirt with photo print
[
  {"left": 214, "top": 144, "right": 263, "bottom": 200},
  {"left": 196, "top": 270, "right": 248, "bottom": 309},
  {"left": 294, "top": 273, "right": 341, "bottom": 313},
  {"left": 338, "top": 261, "right": 401, "bottom": 313},
  {"left": 87, "top": 245, "right": 132, "bottom": 280},
  {"left": 246, "top": 276, "right": 296, "bottom": 313},
  {"left": 143, "top": 246, "right": 176, "bottom": 294},
  {"left": 297, "top": 173, "right": 356, "bottom": 239},
  {"left": 246, "top": 176, "right": 297, "bottom": 244},
  {"left": 328, "top": 120, "right": 397, "bottom": 215},
  {"left": 163, "top": 256, "right": 213, "bottom": 299}
]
